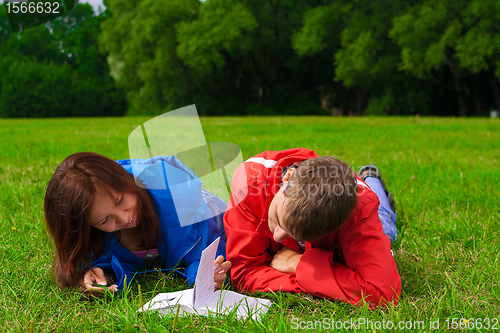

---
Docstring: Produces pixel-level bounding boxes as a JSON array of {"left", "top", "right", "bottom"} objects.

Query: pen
[{"left": 90, "top": 283, "right": 109, "bottom": 288}]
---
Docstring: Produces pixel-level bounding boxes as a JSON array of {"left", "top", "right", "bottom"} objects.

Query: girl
[{"left": 44, "top": 152, "right": 231, "bottom": 293}]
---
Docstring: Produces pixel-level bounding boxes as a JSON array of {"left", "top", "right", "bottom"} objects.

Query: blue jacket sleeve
[
  {"left": 89, "top": 235, "right": 146, "bottom": 291},
  {"left": 91, "top": 255, "right": 133, "bottom": 292},
  {"left": 181, "top": 215, "right": 226, "bottom": 285}
]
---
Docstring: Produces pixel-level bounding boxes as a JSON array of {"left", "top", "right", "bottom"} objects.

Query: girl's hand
[
  {"left": 81, "top": 267, "right": 118, "bottom": 294},
  {"left": 214, "top": 255, "right": 232, "bottom": 290}
]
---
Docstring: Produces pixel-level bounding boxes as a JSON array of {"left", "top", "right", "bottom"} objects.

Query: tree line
[
  {"left": 0, "top": 2, "right": 126, "bottom": 117},
  {"left": 2, "top": 0, "right": 500, "bottom": 117}
]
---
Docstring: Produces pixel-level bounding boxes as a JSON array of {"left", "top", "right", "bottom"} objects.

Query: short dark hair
[{"left": 282, "top": 157, "right": 358, "bottom": 242}]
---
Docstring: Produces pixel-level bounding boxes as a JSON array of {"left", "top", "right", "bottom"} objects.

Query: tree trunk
[
  {"left": 471, "top": 72, "right": 483, "bottom": 116},
  {"left": 446, "top": 56, "right": 469, "bottom": 117},
  {"left": 219, "top": 48, "right": 238, "bottom": 100},
  {"left": 352, "top": 87, "right": 369, "bottom": 116},
  {"left": 250, "top": 52, "right": 271, "bottom": 105},
  {"left": 286, "top": 58, "right": 303, "bottom": 103},
  {"left": 340, "top": 90, "right": 349, "bottom": 116},
  {"left": 269, "top": 0, "right": 280, "bottom": 106},
  {"left": 489, "top": 69, "right": 500, "bottom": 111},
  {"left": 243, "top": 70, "right": 250, "bottom": 108}
]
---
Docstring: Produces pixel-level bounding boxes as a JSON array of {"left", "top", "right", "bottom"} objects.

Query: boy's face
[{"left": 268, "top": 168, "right": 295, "bottom": 243}]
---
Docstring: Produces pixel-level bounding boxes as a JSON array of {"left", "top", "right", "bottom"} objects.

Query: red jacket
[{"left": 224, "top": 148, "right": 401, "bottom": 307}]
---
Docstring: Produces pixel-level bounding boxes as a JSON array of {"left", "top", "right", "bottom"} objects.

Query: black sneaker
[{"left": 358, "top": 165, "right": 396, "bottom": 211}]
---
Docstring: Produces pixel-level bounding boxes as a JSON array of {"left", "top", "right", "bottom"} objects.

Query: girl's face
[{"left": 89, "top": 189, "right": 139, "bottom": 233}]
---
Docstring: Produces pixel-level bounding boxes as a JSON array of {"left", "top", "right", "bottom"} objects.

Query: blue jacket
[{"left": 90, "top": 156, "right": 226, "bottom": 291}]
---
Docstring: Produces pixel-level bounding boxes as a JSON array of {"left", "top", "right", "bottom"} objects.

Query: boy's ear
[{"left": 283, "top": 167, "right": 296, "bottom": 183}]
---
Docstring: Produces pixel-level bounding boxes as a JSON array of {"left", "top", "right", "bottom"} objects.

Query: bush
[
  {"left": 365, "top": 93, "right": 393, "bottom": 116},
  {"left": 0, "top": 58, "right": 73, "bottom": 117},
  {"left": 71, "top": 74, "right": 127, "bottom": 117},
  {"left": 0, "top": 56, "right": 127, "bottom": 118}
]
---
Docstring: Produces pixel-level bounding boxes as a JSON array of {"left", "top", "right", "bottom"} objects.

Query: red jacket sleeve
[
  {"left": 295, "top": 197, "right": 401, "bottom": 307},
  {"left": 224, "top": 192, "right": 305, "bottom": 293}
]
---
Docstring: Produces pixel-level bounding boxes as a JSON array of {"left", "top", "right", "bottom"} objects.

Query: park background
[
  {"left": 0, "top": 0, "right": 499, "bottom": 332},
  {"left": 3, "top": 0, "right": 500, "bottom": 117}
]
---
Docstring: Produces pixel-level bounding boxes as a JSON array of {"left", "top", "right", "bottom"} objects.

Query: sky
[{"left": 80, "top": 0, "right": 105, "bottom": 13}]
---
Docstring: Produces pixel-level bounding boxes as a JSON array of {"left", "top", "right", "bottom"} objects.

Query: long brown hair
[{"left": 44, "top": 152, "right": 160, "bottom": 288}]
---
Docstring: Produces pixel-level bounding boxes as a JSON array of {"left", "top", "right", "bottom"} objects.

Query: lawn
[{"left": 1, "top": 116, "right": 499, "bottom": 332}]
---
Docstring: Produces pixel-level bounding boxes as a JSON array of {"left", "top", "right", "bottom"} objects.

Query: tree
[
  {"left": 389, "top": 0, "right": 475, "bottom": 116},
  {"left": 99, "top": 0, "right": 199, "bottom": 115},
  {"left": 0, "top": 3, "right": 126, "bottom": 117},
  {"left": 236, "top": 0, "right": 330, "bottom": 112},
  {"left": 99, "top": 0, "right": 331, "bottom": 115},
  {"left": 291, "top": 3, "right": 350, "bottom": 114},
  {"left": 0, "top": 58, "right": 74, "bottom": 117},
  {"left": 0, "top": 5, "right": 12, "bottom": 44},
  {"left": 292, "top": 0, "right": 428, "bottom": 115},
  {"left": 50, "top": 3, "right": 127, "bottom": 116},
  {"left": 176, "top": 0, "right": 257, "bottom": 112},
  {"left": 454, "top": 0, "right": 500, "bottom": 113}
]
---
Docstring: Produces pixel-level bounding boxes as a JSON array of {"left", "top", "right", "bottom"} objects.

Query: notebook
[{"left": 137, "top": 237, "right": 272, "bottom": 321}]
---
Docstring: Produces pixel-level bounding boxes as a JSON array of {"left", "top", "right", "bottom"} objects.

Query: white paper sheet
[
  {"left": 137, "top": 236, "right": 272, "bottom": 321},
  {"left": 193, "top": 237, "right": 219, "bottom": 308}
]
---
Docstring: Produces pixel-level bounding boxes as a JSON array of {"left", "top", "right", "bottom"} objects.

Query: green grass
[{"left": 1, "top": 116, "right": 499, "bottom": 332}]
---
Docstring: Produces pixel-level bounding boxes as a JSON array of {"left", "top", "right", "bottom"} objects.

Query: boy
[{"left": 223, "top": 148, "right": 400, "bottom": 307}]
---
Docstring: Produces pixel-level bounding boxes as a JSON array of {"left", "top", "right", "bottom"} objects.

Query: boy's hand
[
  {"left": 214, "top": 255, "right": 232, "bottom": 290},
  {"left": 81, "top": 267, "right": 118, "bottom": 294},
  {"left": 270, "top": 246, "right": 302, "bottom": 273}
]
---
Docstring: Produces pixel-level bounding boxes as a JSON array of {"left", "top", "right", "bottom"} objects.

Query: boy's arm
[
  {"left": 224, "top": 197, "right": 305, "bottom": 294},
  {"left": 295, "top": 198, "right": 401, "bottom": 307}
]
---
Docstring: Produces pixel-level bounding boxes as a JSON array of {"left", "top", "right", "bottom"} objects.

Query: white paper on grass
[
  {"left": 141, "top": 289, "right": 272, "bottom": 321},
  {"left": 193, "top": 237, "right": 219, "bottom": 308},
  {"left": 137, "top": 237, "right": 272, "bottom": 321}
]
